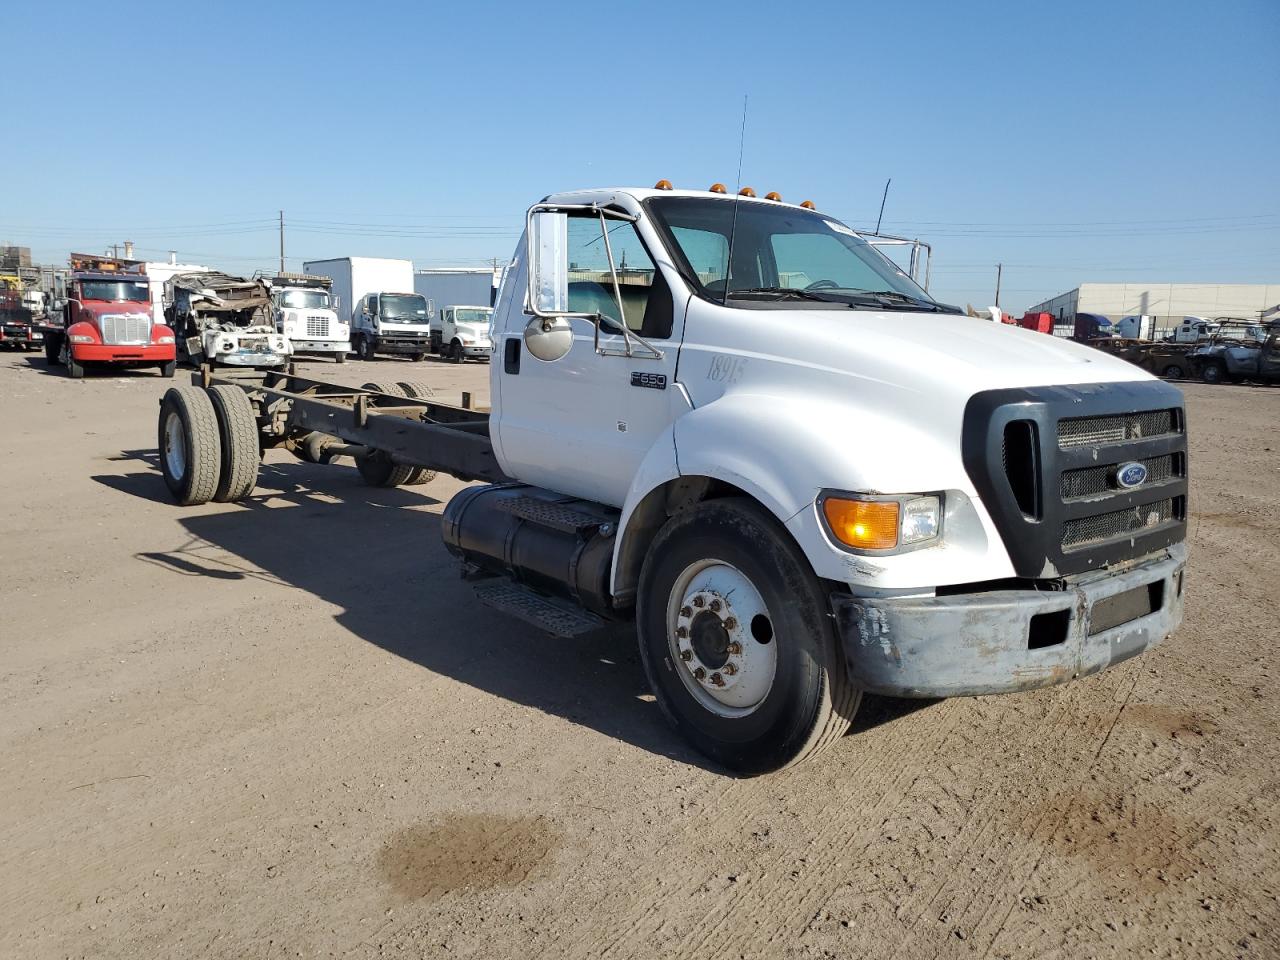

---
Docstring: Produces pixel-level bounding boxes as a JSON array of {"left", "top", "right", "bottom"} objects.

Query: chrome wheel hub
[{"left": 164, "top": 411, "right": 187, "bottom": 479}]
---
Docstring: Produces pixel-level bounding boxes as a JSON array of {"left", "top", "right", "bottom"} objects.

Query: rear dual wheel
[
  {"left": 637, "top": 498, "right": 860, "bottom": 775},
  {"left": 158, "top": 386, "right": 259, "bottom": 505},
  {"left": 355, "top": 382, "right": 435, "bottom": 486}
]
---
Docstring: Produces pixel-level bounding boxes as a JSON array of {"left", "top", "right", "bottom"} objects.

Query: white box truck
[
  {"left": 303, "top": 257, "right": 432, "bottom": 360},
  {"left": 160, "top": 182, "right": 1189, "bottom": 774}
]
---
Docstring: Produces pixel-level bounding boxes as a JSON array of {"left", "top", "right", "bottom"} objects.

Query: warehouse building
[{"left": 1027, "top": 282, "right": 1280, "bottom": 333}]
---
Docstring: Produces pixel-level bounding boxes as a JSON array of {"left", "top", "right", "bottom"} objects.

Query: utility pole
[
  {"left": 112, "top": 243, "right": 119, "bottom": 259},
  {"left": 995, "top": 263, "right": 1003, "bottom": 308},
  {"left": 279, "top": 210, "right": 285, "bottom": 274}
]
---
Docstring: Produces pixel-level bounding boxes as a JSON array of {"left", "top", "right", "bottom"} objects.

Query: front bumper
[
  {"left": 374, "top": 336, "right": 430, "bottom": 354},
  {"left": 289, "top": 340, "right": 349, "bottom": 354},
  {"left": 832, "top": 543, "right": 1186, "bottom": 698},
  {"left": 213, "top": 351, "right": 288, "bottom": 367},
  {"left": 74, "top": 343, "right": 175, "bottom": 363}
]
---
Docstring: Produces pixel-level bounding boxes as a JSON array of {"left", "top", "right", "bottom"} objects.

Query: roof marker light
[
  {"left": 654, "top": 179, "right": 674, "bottom": 190},
  {"left": 765, "top": 191, "right": 782, "bottom": 201},
  {"left": 709, "top": 183, "right": 727, "bottom": 194},
  {"left": 738, "top": 186, "right": 756, "bottom": 197},
  {"left": 800, "top": 200, "right": 816, "bottom": 210}
]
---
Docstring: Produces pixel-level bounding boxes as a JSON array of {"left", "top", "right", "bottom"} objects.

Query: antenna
[
  {"left": 722, "top": 95, "right": 748, "bottom": 306},
  {"left": 874, "top": 178, "right": 892, "bottom": 234}
]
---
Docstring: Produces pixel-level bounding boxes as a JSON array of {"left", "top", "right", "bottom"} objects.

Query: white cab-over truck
[
  {"left": 156, "top": 184, "right": 1188, "bottom": 774},
  {"left": 303, "top": 258, "right": 432, "bottom": 361},
  {"left": 271, "top": 274, "right": 349, "bottom": 362},
  {"left": 431, "top": 305, "right": 493, "bottom": 362}
]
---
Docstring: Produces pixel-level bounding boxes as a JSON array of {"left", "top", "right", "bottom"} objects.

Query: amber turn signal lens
[
  {"left": 822, "top": 498, "right": 899, "bottom": 550},
  {"left": 800, "top": 200, "right": 816, "bottom": 210},
  {"left": 738, "top": 186, "right": 756, "bottom": 197},
  {"left": 654, "top": 179, "right": 674, "bottom": 190},
  {"left": 709, "top": 182, "right": 727, "bottom": 193}
]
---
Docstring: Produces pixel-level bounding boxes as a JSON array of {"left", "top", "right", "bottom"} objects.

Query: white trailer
[{"left": 413, "top": 267, "right": 497, "bottom": 315}]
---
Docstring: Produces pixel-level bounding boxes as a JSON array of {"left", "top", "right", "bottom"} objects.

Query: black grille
[
  {"left": 1060, "top": 454, "right": 1178, "bottom": 500},
  {"left": 1062, "top": 498, "right": 1180, "bottom": 550},
  {"left": 1058, "top": 409, "right": 1176, "bottom": 448},
  {"left": 963, "top": 381, "right": 1188, "bottom": 578}
]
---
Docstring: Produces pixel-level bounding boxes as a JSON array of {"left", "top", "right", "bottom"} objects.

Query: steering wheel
[{"left": 805, "top": 279, "right": 840, "bottom": 290}]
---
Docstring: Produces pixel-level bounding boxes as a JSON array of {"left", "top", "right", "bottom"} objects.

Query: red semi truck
[{"left": 41, "top": 254, "right": 177, "bottom": 379}]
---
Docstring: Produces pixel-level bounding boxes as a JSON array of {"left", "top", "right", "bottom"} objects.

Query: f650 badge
[{"left": 630, "top": 372, "right": 667, "bottom": 390}]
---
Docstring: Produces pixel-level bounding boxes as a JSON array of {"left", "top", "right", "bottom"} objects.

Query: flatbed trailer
[{"left": 158, "top": 366, "right": 508, "bottom": 507}]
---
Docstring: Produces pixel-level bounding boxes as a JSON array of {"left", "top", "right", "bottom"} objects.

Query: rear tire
[
  {"left": 356, "top": 381, "right": 420, "bottom": 486},
  {"left": 636, "top": 498, "right": 860, "bottom": 774},
  {"left": 1200, "top": 360, "right": 1226, "bottom": 384},
  {"left": 392, "top": 380, "right": 437, "bottom": 484},
  {"left": 158, "top": 386, "right": 222, "bottom": 505},
  {"left": 207, "top": 385, "right": 260, "bottom": 502}
]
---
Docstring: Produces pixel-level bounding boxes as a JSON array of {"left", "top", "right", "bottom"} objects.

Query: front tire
[
  {"left": 63, "top": 342, "right": 85, "bottom": 379},
  {"left": 1161, "top": 363, "right": 1185, "bottom": 379},
  {"left": 159, "top": 360, "right": 176, "bottom": 378},
  {"left": 449, "top": 340, "right": 463, "bottom": 363},
  {"left": 335, "top": 350, "right": 348, "bottom": 364},
  {"left": 158, "top": 387, "right": 222, "bottom": 505},
  {"left": 637, "top": 498, "right": 860, "bottom": 774}
]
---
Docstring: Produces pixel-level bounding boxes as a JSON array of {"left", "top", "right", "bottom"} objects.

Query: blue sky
[{"left": 4, "top": 0, "right": 1277, "bottom": 312}]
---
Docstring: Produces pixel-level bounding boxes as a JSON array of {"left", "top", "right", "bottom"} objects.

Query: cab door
[{"left": 495, "top": 210, "right": 687, "bottom": 507}]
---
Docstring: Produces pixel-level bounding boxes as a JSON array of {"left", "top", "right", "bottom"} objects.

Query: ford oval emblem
[{"left": 1115, "top": 462, "right": 1148, "bottom": 489}]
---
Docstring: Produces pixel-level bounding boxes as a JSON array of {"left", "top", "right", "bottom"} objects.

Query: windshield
[
  {"left": 380, "top": 294, "right": 428, "bottom": 319},
  {"left": 80, "top": 280, "right": 150, "bottom": 303},
  {"left": 645, "top": 196, "right": 942, "bottom": 310},
  {"left": 277, "top": 289, "right": 330, "bottom": 310},
  {"left": 454, "top": 308, "right": 492, "bottom": 324}
]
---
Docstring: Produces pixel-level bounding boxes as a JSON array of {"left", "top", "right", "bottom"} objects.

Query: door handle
[{"left": 504, "top": 337, "right": 521, "bottom": 374}]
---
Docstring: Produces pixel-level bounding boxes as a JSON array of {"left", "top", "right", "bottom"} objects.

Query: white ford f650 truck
[{"left": 157, "top": 183, "right": 1188, "bottom": 774}]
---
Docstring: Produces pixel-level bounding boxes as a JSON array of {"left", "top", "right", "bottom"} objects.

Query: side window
[{"left": 566, "top": 216, "right": 672, "bottom": 337}]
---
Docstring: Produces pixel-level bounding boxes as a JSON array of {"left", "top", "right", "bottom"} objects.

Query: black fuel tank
[{"left": 441, "top": 484, "right": 620, "bottom": 618}]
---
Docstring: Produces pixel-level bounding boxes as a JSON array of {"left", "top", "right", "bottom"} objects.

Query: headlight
[
  {"left": 221, "top": 340, "right": 235, "bottom": 351},
  {"left": 70, "top": 334, "right": 94, "bottom": 343},
  {"left": 819, "top": 492, "right": 942, "bottom": 552},
  {"left": 156, "top": 335, "right": 175, "bottom": 344}
]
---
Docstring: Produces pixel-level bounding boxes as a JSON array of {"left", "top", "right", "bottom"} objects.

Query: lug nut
[
  {"left": 709, "top": 599, "right": 722, "bottom": 612},
  {"left": 692, "top": 596, "right": 705, "bottom": 608},
  {"left": 727, "top": 641, "right": 742, "bottom": 655},
  {"left": 723, "top": 663, "right": 737, "bottom": 676},
  {"left": 693, "top": 667, "right": 706, "bottom": 680},
  {"left": 680, "top": 605, "right": 692, "bottom": 618},
  {"left": 679, "top": 649, "right": 692, "bottom": 662},
  {"left": 676, "top": 625, "right": 688, "bottom": 639},
  {"left": 724, "top": 617, "right": 738, "bottom": 631},
  {"left": 710, "top": 672, "right": 725, "bottom": 686}
]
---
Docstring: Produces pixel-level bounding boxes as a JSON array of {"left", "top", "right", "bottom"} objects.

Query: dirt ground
[{"left": 0, "top": 347, "right": 1276, "bottom": 960}]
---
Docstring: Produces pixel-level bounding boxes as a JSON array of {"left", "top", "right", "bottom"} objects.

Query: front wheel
[
  {"left": 1161, "top": 363, "right": 1185, "bottom": 379},
  {"left": 449, "top": 340, "right": 463, "bottom": 363},
  {"left": 158, "top": 360, "right": 176, "bottom": 378},
  {"left": 62, "top": 342, "right": 85, "bottom": 379},
  {"left": 335, "top": 350, "right": 347, "bottom": 364},
  {"left": 636, "top": 498, "right": 860, "bottom": 774}
]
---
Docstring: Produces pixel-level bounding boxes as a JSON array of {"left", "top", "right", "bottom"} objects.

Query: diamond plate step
[
  {"left": 492, "top": 495, "right": 612, "bottom": 536},
  {"left": 473, "top": 581, "right": 607, "bottom": 638}
]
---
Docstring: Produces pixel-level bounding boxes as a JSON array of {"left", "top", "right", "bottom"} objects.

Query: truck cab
[
  {"left": 351, "top": 291, "right": 431, "bottom": 360},
  {"left": 42, "top": 257, "right": 176, "bottom": 378},
  {"left": 431, "top": 305, "right": 493, "bottom": 362},
  {"left": 1072, "top": 312, "right": 1116, "bottom": 341},
  {"left": 1172, "top": 317, "right": 1220, "bottom": 342},
  {"left": 165, "top": 272, "right": 290, "bottom": 369},
  {"left": 272, "top": 274, "right": 349, "bottom": 363}
]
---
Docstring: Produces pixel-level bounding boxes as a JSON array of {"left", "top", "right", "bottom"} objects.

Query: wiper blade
[{"left": 726, "top": 286, "right": 843, "bottom": 302}]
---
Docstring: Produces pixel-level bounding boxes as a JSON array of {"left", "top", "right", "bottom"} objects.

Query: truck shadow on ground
[
  {"left": 20, "top": 354, "right": 177, "bottom": 380},
  {"left": 93, "top": 454, "right": 722, "bottom": 770},
  {"left": 93, "top": 454, "right": 937, "bottom": 771}
]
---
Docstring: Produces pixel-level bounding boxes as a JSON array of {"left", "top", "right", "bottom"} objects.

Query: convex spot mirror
[{"left": 524, "top": 315, "right": 573, "bottom": 362}]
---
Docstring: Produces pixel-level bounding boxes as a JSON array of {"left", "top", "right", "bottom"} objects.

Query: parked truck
[
  {"left": 1070, "top": 312, "right": 1116, "bottom": 341},
  {"left": 1116, "top": 315, "right": 1156, "bottom": 340},
  {"left": 304, "top": 257, "right": 431, "bottom": 360},
  {"left": 270, "top": 273, "right": 349, "bottom": 362},
  {"left": 164, "top": 271, "right": 291, "bottom": 369},
  {"left": 41, "top": 254, "right": 176, "bottom": 378},
  {"left": 431, "top": 305, "right": 493, "bottom": 362},
  {"left": 0, "top": 275, "right": 41, "bottom": 350},
  {"left": 1188, "top": 320, "right": 1280, "bottom": 384},
  {"left": 157, "top": 183, "right": 1188, "bottom": 774}
]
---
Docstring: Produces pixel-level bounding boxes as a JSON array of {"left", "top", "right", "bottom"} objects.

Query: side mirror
[{"left": 527, "top": 210, "right": 569, "bottom": 315}]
